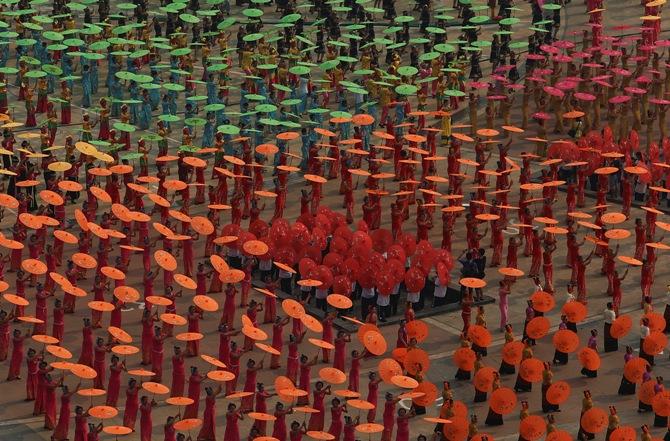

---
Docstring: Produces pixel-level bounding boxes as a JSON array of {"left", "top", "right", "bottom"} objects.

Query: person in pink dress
[
  {"left": 52, "top": 382, "right": 80, "bottom": 441},
  {"left": 286, "top": 331, "right": 306, "bottom": 384},
  {"left": 186, "top": 305, "right": 203, "bottom": 356},
  {"left": 240, "top": 358, "right": 264, "bottom": 412},
  {"left": 366, "top": 372, "right": 382, "bottom": 422},
  {"left": 221, "top": 283, "right": 238, "bottom": 326},
  {"left": 139, "top": 395, "right": 157, "bottom": 441},
  {"left": 123, "top": 378, "right": 140, "bottom": 430},
  {"left": 141, "top": 309, "right": 159, "bottom": 365},
  {"left": 92, "top": 337, "right": 111, "bottom": 389},
  {"left": 223, "top": 403, "right": 244, "bottom": 441},
  {"left": 272, "top": 401, "right": 292, "bottom": 441},
  {"left": 197, "top": 384, "right": 223, "bottom": 441},
  {"left": 25, "top": 348, "right": 40, "bottom": 401},
  {"left": 218, "top": 324, "right": 239, "bottom": 366},
  {"left": 152, "top": 325, "right": 168, "bottom": 383},
  {"left": 262, "top": 279, "right": 278, "bottom": 324},
  {"left": 106, "top": 355, "right": 125, "bottom": 407},
  {"left": 51, "top": 299, "right": 65, "bottom": 342},
  {"left": 328, "top": 398, "right": 347, "bottom": 441},
  {"left": 77, "top": 318, "right": 94, "bottom": 367},
  {"left": 308, "top": 382, "right": 331, "bottom": 431},
  {"left": 347, "top": 349, "right": 366, "bottom": 393}
]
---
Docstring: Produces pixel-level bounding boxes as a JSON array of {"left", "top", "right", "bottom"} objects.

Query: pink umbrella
[
  {"left": 533, "top": 68, "right": 553, "bottom": 76},
  {"left": 593, "top": 79, "right": 613, "bottom": 88},
  {"left": 609, "top": 95, "right": 631, "bottom": 104},
  {"left": 528, "top": 76, "right": 547, "bottom": 83},
  {"left": 650, "top": 98, "right": 670, "bottom": 105},
  {"left": 508, "top": 84, "right": 525, "bottom": 90},
  {"left": 553, "top": 55, "right": 573, "bottom": 63},
  {"left": 543, "top": 86, "right": 565, "bottom": 97},
  {"left": 635, "top": 75, "right": 652, "bottom": 84},
  {"left": 610, "top": 67, "right": 631, "bottom": 76},
  {"left": 602, "top": 49, "right": 623, "bottom": 57},
  {"left": 553, "top": 40, "right": 575, "bottom": 49},
  {"left": 532, "top": 112, "right": 551, "bottom": 120},
  {"left": 555, "top": 80, "right": 578, "bottom": 91},
  {"left": 486, "top": 95, "right": 507, "bottom": 100},
  {"left": 527, "top": 54, "right": 546, "bottom": 60},
  {"left": 630, "top": 55, "right": 649, "bottom": 62},
  {"left": 583, "top": 62, "right": 604, "bottom": 68},
  {"left": 571, "top": 51, "right": 592, "bottom": 59},
  {"left": 574, "top": 92, "right": 597, "bottom": 101},
  {"left": 611, "top": 24, "right": 633, "bottom": 32},
  {"left": 656, "top": 40, "right": 670, "bottom": 47},
  {"left": 491, "top": 74, "right": 509, "bottom": 82},
  {"left": 467, "top": 81, "right": 489, "bottom": 89},
  {"left": 624, "top": 86, "right": 647, "bottom": 95},
  {"left": 540, "top": 44, "right": 560, "bottom": 54}
]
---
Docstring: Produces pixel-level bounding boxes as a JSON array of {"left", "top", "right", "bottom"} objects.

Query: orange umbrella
[
  {"left": 616, "top": 255, "right": 643, "bottom": 266},
  {"left": 207, "top": 370, "right": 236, "bottom": 382},
  {"left": 249, "top": 412, "right": 277, "bottom": 421},
  {"left": 72, "top": 252, "right": 98, "bottom": 269},
  {"left": 319, "top": 367, "right": 346, "bottom": 384},
  {"left": 326, "top": 294, "right": 352, "bottom": 309},
  {"left": 243, "top": 240, "right": 270, "bottom": 256},
  {"left": 578, "top": 347, "right": 600, "bottom": 370},
  {"left": 519, "top": 415, "right": 546, "bottom": 441},
  {"left": 191, "top": 216, "right": 215, "bottom": 235},
  {"left": 174, "top": 274, "right": 198, "bottom": 290},
  {"left": 226, "top": 391, "right": 254, "bottom": 399},
  {"left": 32, "top": 334, "right": 59, "bottom": 345},
  {"left": 307, "top": 338, "right": 334, "bottom": 350},
  {"left": 3, "top": 293, "right": 29, "bottom": 306},
  {"left": 404, "top": 348, "right": 430, "bottom": 375},
  {"left": 459, "top": 277, "right": 486, "bottom": 289},
  {"left": 103, "top": 426, "right": 132, "bottom": 436},
  {"left": 193, "top": 295, "right": 219, "bottom": 312},
  {"left": 53, "top": 230, "right": 78, "bottom": 244},
  {"left": 146, "top": 296, "right": 173, "bottom": 306},
  {"left": 301, "top": 314, "right": 323, "bottom": 333},
  {"left": 546, "top": 381, "right": 571, "bottom": 405},
  {"left": 390, "top": 375, "right": 419, "bottom": 389},
  {"left": 653, "top": 391, "right": 670, "bottom": 417},
  {"left": 241, "top": 326, "right": 268, "bottom": 341},
  {"left": 562, "top": 301, "right": 587, "bottom": 323},
  {"left": 643, "top": 331, "right": 668, "bottom": 355},
  {"left": 46, "top": 345, "right": 72, "bottom": 359},
  {"left": 610, "top": 315, "right": 632, "bottom": 339},
  {"left": 525, "top": 317, "right": 550, "bottom": 340},
  {"left": 473, "top": 366, "right": 496, "bottom": 392},
  {"left": 154, "top": 250, "right": 178, "bottom": 271},
  {"left": 580, "top": 408, "right": 608, "bottom": 433},
  {"left": 467, "top": 325, "right": 492, "bottom": 347},
  {"left": 112, "top": 345, "right": 139, "bottom": 356},
  {"left": 166, "top": 396, "right": 195, "bottom": 406},
  {"left": 502, "top": 341, "right": 525, "bottom": 365},
  {"left": 530, "top": 291, "right": 555, "bottom": 313},
  {"left": 624, "top": 358, "right": 650, "bottom": 383},
  {"left": 200, "top": 354, "right": 227, "bottom": 369},
  {"left": 347, "top": 399, "right": 375, "bottom": 410},
  {"left": 113, "top": 286, "right": 139, "bottom": 303},
  {"left": 362, "top": 331, "right": 387, "bottom": 356},
  {"left": 453, "top": 347, "right": 476, "bottom": 371},
  {"left": 88, "top": 301, "right": 114, "bottom": 312},
  {"left": 334, "top": 389, "right": 360, "bottom": 398},
  {"left": 77, "top": 388, "right": 105, "bottom": 397},
  {"left": 306, "top": 431, "right": 335, "bottom": 441},
  {"left": 605, "top": 229, "right": 631, "bottom": 240},
  {"left": 173, "top": 419, "right": 202, "bottom": 431},
  {"left": 378, "top": 358, "right": 403, "bottom": 384},
  {"left": 405, "top": 320, "right": 429, "bottom": 342},
  {"left": 219, "top": 269, "right": 245, "bottom": 283},
  {"left": 609, "top": 427, "right": 636, "bottom": 441},
  {"left": 210, "top": 255, "right": 229, "bottom": 273},
  {"left": 255, "top": 342, "right": 281, "bottom": 356},
  {"left": 88, "top": 405, "right": 118, "bottom": 419},
  {"left": 412, "top": 381, "right": 438, "bottom": 407},
  {"left": 127, "top": 369, "right": 155, "bottom": 377},
  {"left": 21, "top": 258, "right": 47, "bottom": 275},
  {"left": 442, "top": 416, "right": 469, "bottom": 441},
  {"left": 355, "top": 423, "right": 384, "bottom": 434},
  {"left": 176, "top": 332, "right": 204, "bottom": 342},
  {"left": 357, "top": 324, "right": 381, "bottom": 344},
  {"left": 160, "top": 313, "right": 187, "bottom": 326},
  {"left": 498, "top": 267, "right": 524, "bottom": 277},
  {"left": 552, "top": 329, "right": 579, "bottom": 353},
  {"left": 142, "top": 381, "right": 170, "bottom": 395},
  {"left": 519, "top": 358, "right": 544, "bottom": 382},
  {"left": 17, "top": 316, "right": 44, "bottom": 324},
  {"left": 490, "top": 387, "right": 517, "bottom": 415},
  {"left": 645, "top": 312, "right": 666, "bottom": 332},
  {"left": 546, "top": 431, "right": 572, "bottom": 441},
  {"left": 282, "top": 299, "right": 305, "bottom": 319},
  {"left": 275, "top": 376, "right": 296, "bottom": 403}
]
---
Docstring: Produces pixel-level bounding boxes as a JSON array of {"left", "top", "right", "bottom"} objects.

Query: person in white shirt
[
  {"left": 603, "top": 302, "right": 617, "bottom": 353},
  {"left": 639, "top": 317, "right": 654, "bottom": 366},
  {"left": 433, "top": 275, "right": 448, "bottom": 307}
]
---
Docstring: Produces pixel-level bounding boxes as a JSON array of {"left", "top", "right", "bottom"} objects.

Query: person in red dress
[
  {"left": 197, "top": 384, "right": 223, "bottom": 440},
  {"left": 184, "top": 366, "right": 206, "bottom": 419},
  {"left": 170, "top": 345, "right": 186, "bottom": 398},
  {"left": 139, "top": 395, "right": 157, "bottom": 441},
  {"left": 366, "top": 372, "right": 382, "bottom": 422},
  {"left": 381, "top": 393, "right": 400, "bottom": 441},
  {"left": 333, "top": 331, "right": 350, "bottom": 372},
  {"left": 186, "top": 306, "right": 203, "bottom": 356},
  {"left": 7, "top": 328, "right": 28, "bottom": 380},
  {"left": 77, "top": 318, "right": 94, "bottom": 367},
  {"left": 272, "top": 401, "right": 292, "bottom": 441},
  {"left": 270, "top": 316, "right": 290, "bottom": 369},
  {"left": 321, "top": 312, "right": 336, "bottom": 363},
  {"left": 151, "top": 326, "right": 168, "bottom": 382},
  {"left": 92, "top": 337, "right": 111, "bottom": 389},
  {"left": 123, "top": 378, "right": 140, "bottom": 430},
  {"left": 224, "top": 403, "right": 244, "bottom": 441},
  {"left": 297, "top": 354, "right": 318, "bottom": 405},
  {"left": 73, "top": 406, "right": 88, "bottom": 441},
  {"left": 52, "top": 382, "right": 80, "bottom": 441},
  {"left": 308, "top": 382, "right": 331, "bottom": 431},
  {"left": 25, "top": 348, "right": 41, "bottom": 401},
  {"left": 43, "top": 372, "right": 62, "bottom": 430},
  {"left": 253, "top": 383, "right": 276, "bottom": 435},
  {"left": 240, "top": 358, "right": 264, "bottom": 412}
]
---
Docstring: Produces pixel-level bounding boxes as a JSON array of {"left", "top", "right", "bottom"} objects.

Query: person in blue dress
[
  {"left": 138, "top": 89, "right": 152, "bottom": 130},
  {"left": 128, "top": 81, "right": 140, "bottom": 124},
  {"left": 61, "top": 53, "right": 73, "bottom": 89},
  {"left": 90, "top": 59, "right": 99, "bottom": 95},
  {"left": 106, "top": 53, "right": 119, "bottom": 91},
  {"left": 184, "top": 102, "right": 196, "bottom": 133},
  {"left": 161, "top": 94, "right": 172, "bottom": 131},
  {"left": 81, "top": 64, "right": 92, "bottom": 108},
  {"left": 110, "top": 79, "right": 123, "bottom": 117},
  {"left": 149, "top": 71, "right": 161, "bottom": 110},
  {"left": 300, "top": 127, "right": 310, "bottom": 170},
  {"left": 206, "top": 73, "right": 217, "bottom": 104},
  {"left": 202, "top": 112, "right": 215, "bottom": 147},
  {"left": 168, "top": 89, "right": 178, "bottom": 115}
]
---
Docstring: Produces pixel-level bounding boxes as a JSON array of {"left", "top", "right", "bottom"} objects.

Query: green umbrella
[
  {"left": 116, "top": 71, "right": 136, "bottom": 81},
  {"left": 245, "top": 94, "right": 266, "bottom": 102},
  {"left": 170, "top": 47, "right": 191, "bottom": 56},
  {"left": 113, "top": 122, "right": 136, "bottom": 133},
  {"left": 159, "top": 114, "right": 181, "bottom": 122},
  {"left": 347, "top": 87, "right": 368, "bottom": 95},
  {"left": 257, "top": 64, "right": 278, "bottom": 70},
  {"left": 46, "top": 44, "right": 68, "bottom": 51},
  {"left": 281, "top": 98, "right": 302, "bottom": 106},
  {"left": 89, "top": 140, "right": 111, "bottom": 148},
  {"left": 259, "top": 118, "right": 280, "bottom": 126},
  {"left": 117, "top": 2, "right": 137, "bottom": 9},
  {"left": 394, "top": 15, "right": 414, "bottom": 23},
  {"left": 0, "top": 31, "right": 18, "bottom": 38},
  {"left": 435, "top": 43, "right": 457, "bottom": 53},
  {"left": 82, "top": 53, "right": 105, "bottom": 60},
  {"left": 319, "top": 59, "right": 339, "bottom": 71},
  {"left": 41, "top": 64, "right": 63, "bottom": 75},
  {"left": 255, "top": 103, "right": 278, "bottom": 113},
  {"left": 419, "top": 52, "right": 441, "bottom": 61},
  {"left": 243, "top": 33, "right": 264, "bottom": 42},
  {"left": 15, "top": 38, "right": 37, "bottom": 46},
  {"left": 425, "top": 26, "right": 446, "bottom": 34},
  {"left": 121, "top": 152, "right": 144, "bottom": 160},
  {"left": 197, "top": 9, "right": 218, "bottom": 16},
  {"left": 397, "top": 66, "right": 418, "bottom": 77},
  {"left": 184, "top": 117, "right": 207, "bottom": 126},
  {"left": 66, "top": 2, "right": 86, "bottom": 10},
  {"left": 217, "top": 17, "right": 236, "bottom": 29},
  {"left": 509, "top": 41, "right": 529, "bottom": 49},
  {"left": 330, "top": 110, "right": 352, "bottom": 119},
  {"left": 141, "top": 134, "right": 164, "bottom": 142},
  {"left": 352, "top": 69, "right": 374, "bottom": 76},
  {"left": 203, "top": 103, "right": 226, "bottom": 112},
  {"left": 394, "top": 84, "right": 416, "bottom": 96},
  {"left": 444, "top": 89, "right": 465, "bottom": 97},
  {"left": 25, "top": 71, "right": 46, "bottom": 78},
  {"left": 21, "top": 56, "right": 41, "bottom": 65},
  {"left": 243, "top": 7, "right": 264, "bottom": 17},
  {"left": 499, "top": 17, "right": 520, "bottom": 25},
  {"left": 133, "top": 74, "right": 154, "bottom": 83},
  {"left": 186, "top": 95, "right": 208, "bottom": 102},
  {"left": 542, "top": 3, "right": 561, "bottom": 9},
  {"left": 180, "top": 13, "right": 200, "bottom": 23},
  {"left": 0, "top": 67, "right": 19, "bottom": 75},
  {"left": 308, "top": 107, "right": 330, "bottom": 114},
  {"left": 469, "top": 15, "right": 489, "bottom": 24},
  {"left": 22, "top": 22, "right": 43, "bottom": 31},
  {"left": 89, "top": 41, "right": 110, "bottom": 51},
  {"left": 289, "top": 65, "right": 311, "bottom": 75},
  {"left": 272, "top": 84, "right": 292, "bottom": 93},
  {"left": 63, "top": 38, "right": 85, "bottom": 46},
  {"left": 217, "top": 124, "right": 240, "bottom": 135},
  {"left": 280, "top": 13, "right": 302, "bottom": 22},
  {"left": 42, "top": 31, "right": 64, "bottom": 41}
]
